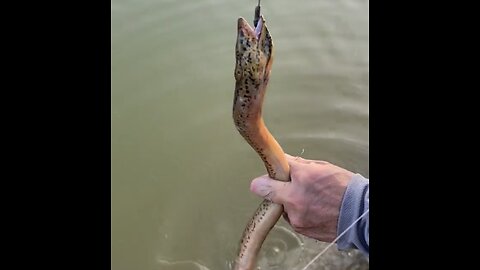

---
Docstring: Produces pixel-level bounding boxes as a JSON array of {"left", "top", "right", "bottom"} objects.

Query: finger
[
  {"left": 250, "top": 175, "right": 290, "bottom": 204},
  {"left": 285, "top": 153, "right": 303, "bottom": 161},
  {"left": 285, "top": 153, "right": 309, "bottom": 164},
  {"left": 285, "top": 153, "right": 329, "bottom": 165}
]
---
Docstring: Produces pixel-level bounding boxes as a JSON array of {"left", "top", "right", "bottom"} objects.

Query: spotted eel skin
[{"left": 232, "top": 15, "right": 291, "bottom": 270}]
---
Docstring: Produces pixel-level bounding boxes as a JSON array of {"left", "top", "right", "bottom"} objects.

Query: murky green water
[{"left": 111, "top": 0, "right": 368, "bottom": 269}]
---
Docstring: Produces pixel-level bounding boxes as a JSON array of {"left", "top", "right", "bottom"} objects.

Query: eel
[{"left": 232, "top": 14, "right": 291, "bottom": 270}]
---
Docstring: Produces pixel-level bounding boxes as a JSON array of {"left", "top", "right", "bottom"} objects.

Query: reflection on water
[
  {"left": 256, "top": 225, "right": 304, "bottom": 269},
  {"left": 112, "top": 0, "right": 368, "bottom": 269},
  {"left": 255, "top": 224, "right": 369, "bottom": 270}
]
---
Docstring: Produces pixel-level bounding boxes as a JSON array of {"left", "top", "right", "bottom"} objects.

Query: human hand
[{"left": 250, "top": 154, "right": 353, "bottom": 242}]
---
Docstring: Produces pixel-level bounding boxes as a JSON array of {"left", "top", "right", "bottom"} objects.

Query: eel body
[{"left": 232, "top": 15, "right": 290, "bottom": 270}]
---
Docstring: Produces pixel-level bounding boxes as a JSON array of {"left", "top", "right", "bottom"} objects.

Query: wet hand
[{"left": 250, "top": 154, "right": 353, "bottom": 242}]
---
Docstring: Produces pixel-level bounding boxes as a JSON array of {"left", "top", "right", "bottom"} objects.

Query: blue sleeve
[{"left": 336, "top": 174, "right": 369, "bottom": 256}]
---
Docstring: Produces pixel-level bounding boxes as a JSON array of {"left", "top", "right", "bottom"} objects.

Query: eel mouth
[
  {"left": 237, "top": 14, "right": 272, "bottom": 66},
  {"left": 237, "top": 15, "right": 265, "bottom": 41},
  {"left": 235, "top": 13, "right": 274, "bottom": 85}
]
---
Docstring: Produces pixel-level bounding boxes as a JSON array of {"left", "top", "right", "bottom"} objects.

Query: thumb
[{"left": 250, "top": 175, "right": 290, "bottom": 204}]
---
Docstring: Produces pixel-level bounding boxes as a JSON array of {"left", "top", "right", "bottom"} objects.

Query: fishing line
[
  {"left": 253, "top": 0, "right": 261, "bottom": 27},
  {"left": 300, "top": 209, "right": 369, "bottom": 270}
]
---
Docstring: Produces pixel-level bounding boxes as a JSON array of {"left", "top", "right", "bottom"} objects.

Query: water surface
[{"left": 112, "top": 0, "right": 369, "bottom": 269}]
